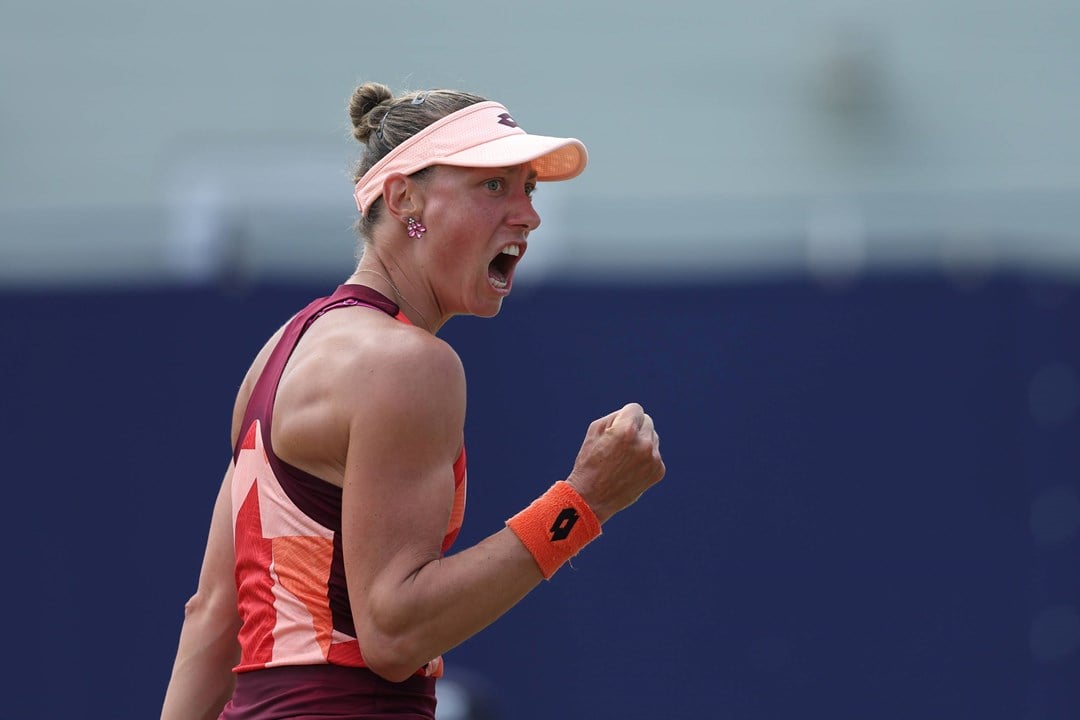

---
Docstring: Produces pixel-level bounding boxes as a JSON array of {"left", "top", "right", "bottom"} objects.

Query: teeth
[{"left": 501, "top": 244, "right": 521, "bottom": 257}]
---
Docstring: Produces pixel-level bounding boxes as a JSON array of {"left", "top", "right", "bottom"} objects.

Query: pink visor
[{"left": 353, "top": 101, "right": 588, "bottom": 216}]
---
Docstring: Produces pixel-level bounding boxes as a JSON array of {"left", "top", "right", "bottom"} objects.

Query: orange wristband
[{"left": 506, "top": 481, "right": 602, "bottom": 579}]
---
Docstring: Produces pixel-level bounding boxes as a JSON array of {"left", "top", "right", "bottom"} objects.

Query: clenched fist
[{"left": 564, "top": 403, "right": 666, "bottom": 524}]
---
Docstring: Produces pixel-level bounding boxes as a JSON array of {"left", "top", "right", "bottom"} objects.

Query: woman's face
[{"left": 418, "top": 162, "right": 541, "bottom": 319}]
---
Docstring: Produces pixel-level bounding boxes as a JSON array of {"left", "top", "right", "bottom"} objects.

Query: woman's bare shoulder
[
  {"left": 230, "top": 320, "right": 292, "bottom": 446},
  {"left": 270, "top": 309, "right": 466, "bottom": 480},
  {"left": 328, "top": 311, "right": 466, "bottom": 412}
]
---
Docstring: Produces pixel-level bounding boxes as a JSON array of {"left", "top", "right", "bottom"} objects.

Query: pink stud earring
[{"left": 406, "top": 217, "right": 427, "bottom": 238}]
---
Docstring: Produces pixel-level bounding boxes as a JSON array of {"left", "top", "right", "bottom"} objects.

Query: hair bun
[{"left": 349, "top": 82, "right": 394, "bottom": 143}]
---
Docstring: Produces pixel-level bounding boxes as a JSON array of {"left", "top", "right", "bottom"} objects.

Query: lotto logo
[{"left": 549, "top": 508, "right": 579, "bottom": 541}]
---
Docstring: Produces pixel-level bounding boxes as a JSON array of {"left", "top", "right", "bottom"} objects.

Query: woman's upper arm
[
  {"left": 338, "top": 334, "right": 466, "bottom": 659},
  {"left": 191, "top": 346, "right": 264, "bottom": 607},
  {"left": 191, "top": 361, "right": 256, "bottom": 607},
  {"left": 195, "top": 461, "right": 239, "bottom": 604}
]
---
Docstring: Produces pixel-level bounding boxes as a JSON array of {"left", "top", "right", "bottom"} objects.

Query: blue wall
[{"left": 3, "top": 273, "right": 1077, "bottom": 719}]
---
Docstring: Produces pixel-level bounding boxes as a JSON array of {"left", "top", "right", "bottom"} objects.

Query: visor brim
[{"left": 438, "top": 134, "right": 588, "bottom": 182}]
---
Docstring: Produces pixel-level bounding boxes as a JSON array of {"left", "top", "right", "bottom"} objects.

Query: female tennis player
[{"left": 161, "top": 81, "right": 665, "bottom": 719}]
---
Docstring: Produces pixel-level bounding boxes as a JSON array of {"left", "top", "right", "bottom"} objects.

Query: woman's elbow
[
  {"left": 182, "top": 587, "right": 241, "bottom": 639},
  {"left": 185, "top": 587, "right": 228, "bottom": 617},
  {"left": 367, "top": 659, "right": 421, "bottom": 684},
  {"left": 358, "top": 629, "right": 429, "bottom": 683}
]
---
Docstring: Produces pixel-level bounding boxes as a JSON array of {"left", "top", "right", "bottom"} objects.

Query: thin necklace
[{"left": 355, "top": 268, "right": 431, "bottom": 332}]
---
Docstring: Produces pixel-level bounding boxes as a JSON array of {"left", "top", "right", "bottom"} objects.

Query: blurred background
[{"left": 2, "top": 1, "right": 1078, "bottom": 717}]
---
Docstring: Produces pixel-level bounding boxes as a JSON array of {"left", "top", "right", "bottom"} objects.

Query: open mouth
[{"left": 488, "top": 243, "right": 523, "bottom": 290}]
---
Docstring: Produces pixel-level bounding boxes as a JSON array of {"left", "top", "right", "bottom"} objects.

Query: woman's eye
[
  {"left": 485, "top": 179, "right": 504, "bottom": 192},
  {"left": 525, "top": 183, "right": 537, "bottom": 198}
]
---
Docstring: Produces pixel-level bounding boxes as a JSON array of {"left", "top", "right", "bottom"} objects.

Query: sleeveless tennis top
[{"left": 229, "top": 283, "right": 467, "bottom": 678}]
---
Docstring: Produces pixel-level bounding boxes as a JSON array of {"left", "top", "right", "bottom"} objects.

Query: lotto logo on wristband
[
  {"left": 506, "top": 482, "right": 601, "bottom": 579},
  {"left": 549, "top": 507, "right": 579, "bottom": 541}
]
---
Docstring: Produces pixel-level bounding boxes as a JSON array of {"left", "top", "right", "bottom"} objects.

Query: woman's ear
[{"left": 382, "top": 173, "right": 424, "bottom": 224}]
